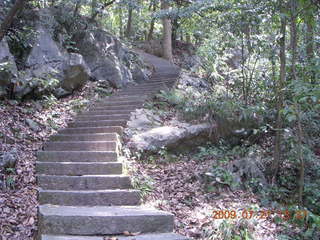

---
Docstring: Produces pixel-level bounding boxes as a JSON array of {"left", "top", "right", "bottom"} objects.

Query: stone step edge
[{"left": 40, "top": 233, "right": 189, "bottom": 240}]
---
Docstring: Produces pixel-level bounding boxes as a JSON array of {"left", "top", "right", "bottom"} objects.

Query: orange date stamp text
[{"left": 212, "top": 209, "right": 308, "bottom": 221}]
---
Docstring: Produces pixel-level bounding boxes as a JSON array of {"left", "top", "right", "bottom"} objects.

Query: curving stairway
[{"left": 36, "top": 53, "right": 188, "bottom": 240}]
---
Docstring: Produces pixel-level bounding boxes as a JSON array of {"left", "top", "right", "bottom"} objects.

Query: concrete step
[
  {"left": 94, "top": 100, "right": 144, "bottom": 107},
  {"left": 59, "top": 126, "right": 123, "bottom": 135},
  {"left": 40, "top": 233, "right": 188, "bottom": 240},
  {"left": 68, "top": 120, "right": 127, "bottom": 128},
  {"left": 39, "top": 189, "right": 141, "bottom": 206},
  {"left": 36, "top": 162, "right": 122, "bottom": 175},
  {"left": 50, "top": 133, "right": 119, "bottom": 142},
  {"left": 38, "top": 175, "right": 132, "bottom": 190},
  {"left": 123, "top": 85, "right": 167, "bottom": 91},
  {"left": 100, "top": 95, "right": 149, "bottom": 101},
  {"left": 43, "top": 141, "right": 118, "bottom": 151},
  {"left": 37, "top": 151, "right": 118, "bottom": 162},
  {"left": 90, "top": 104, "right": 140, "bottom": 111},
  {"left": 38, "top": 205, "right": 174, "bottom": 235},
  {"left": 75, "top": 114, "right": 130, "bottom": 122},
  {"left": 115, "top": 90, "right": 160, "bottom": 96},
  {"left": 78, "top": 110, "right": 134, "bottom": 116}
]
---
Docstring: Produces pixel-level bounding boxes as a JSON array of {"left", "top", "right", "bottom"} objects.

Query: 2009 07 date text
[{"left": 212, "top": 209, "right": 307, "bottom": 221}]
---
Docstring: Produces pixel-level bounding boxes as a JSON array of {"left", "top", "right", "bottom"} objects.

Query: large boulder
[
  {"left": 127, "top": 109, "right": 212, "bottom": 152},
  {"left": 73, "top": 30, "right": 134, "bottom": 88},
  {"left": 15, "top": 27, "right": 91, "bottom": 98},
  {"left": 138, "top": 40, "right": 163, "bottom": 57},
  {"left": 61, "top": 53, "right": 91, "bottom": 92},
  {"left": 128, "top": 123, "right": 211, "bottom": 152},
  {"left": 0, "top": 38, "right": 18, "bottom": 98}
]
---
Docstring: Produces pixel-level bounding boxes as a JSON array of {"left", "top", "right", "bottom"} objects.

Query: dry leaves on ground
[{"left": 130, "top": 157, "right": 281, "bottom": 240}]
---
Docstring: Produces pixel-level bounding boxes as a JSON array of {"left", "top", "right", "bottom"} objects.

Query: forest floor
[{"left": 129, "top": 154, "right": 286, "bottom": 240}]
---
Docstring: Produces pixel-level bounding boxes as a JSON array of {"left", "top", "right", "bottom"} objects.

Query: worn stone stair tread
[
  {"left": 36, "top": 162, "right": 123, "bottom": 175},
  {"left": 43, "top": 141, "right": 119, "bottom": 151},
  {"left": 39, "top": 205, "right": 174, "bottom": 235},
  {"left": 59, "top": 126, "right": 123, "bottom": 135},
  {"left": 68, "top": 120, "right": 127, "bottom": 128},
  {"left": 78, "top": 110, "right": 134, "bottom": 116},
  {"left": 41, "top": 233, "right": 188, "bottom": 240},
  {"left": 94, "top": 100, "right": 144, "bottom": 106},
  {"left": 91, "top": 104, "right": 142, "bottom": 110},
  {"left": 38, "top": 175, "right": 132, "bottom": 190},
  {"left": 99, "top": 95, "right": 149, "bottom": 101},
  {"left": 50, "top": 133, "right": 119, "bottom": 142},
  {"left": 39, "top": 189, "right": 141, "bottom": 206},
  {"left": 75, "top": 114, "right": 130, "bottom": 121},
  {"left": 37, "top": 151, "right": 118, "bottom": 162}
]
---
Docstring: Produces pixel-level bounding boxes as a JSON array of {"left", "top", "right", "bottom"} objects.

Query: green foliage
[
  {"left": 131, "top": 174, "right": 155, "bottom": 199},
  {"left": 41, "top": 95, "right": 58, "bottom": 109},
  {"left": 203, "top": 219, "right": 255, "bottom": 240},
  {"left": 69, "top": 98, "right": 90, "bottom": 113}
]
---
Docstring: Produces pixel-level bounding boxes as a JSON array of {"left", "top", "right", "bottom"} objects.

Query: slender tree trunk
[
  {"left": 91, "top": 0, "right": 116, "bottom": 21},
  {"left": 161, "top": 0, "right": 173, "bottom": 62},
  {"left": 186, "top": 33, "right": 191, "bottom": 44},
  {"left": 306, "top": 19, "right": 315, "bottom": 83},
  {"left": 171, "top": 18, "right": 179, "bottom": 48},
  {"left": 147, "top": 0, "right": 157, "bottom": 41},
  {"left": 125, "top": 6, "right": 133, "bottom": 38},
  {"left": 272, "top": 5, "right": 287, "bottom": 182},
  {"left": 73, "top": 0, "right": 82, "bottom": 17},
  {"left": 290, "top": 0, "right": 298, "bottom": 81},
  {"left": 0, "top": 0, "right": 25, "bottom": 42},
  {"left": 296, "top": 104, "right": 304, "bottom": 205},
  {"left": 119, "top": 7, "right": 123, "bottom": 38},
  {"left": 91, "top": 0, "right": 98, "bottom": 19}
]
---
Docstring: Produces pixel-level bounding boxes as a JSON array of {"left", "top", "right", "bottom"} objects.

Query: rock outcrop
[
  {"left": 14, "top": 27, "right": 91, "bottom": 98},
  {"left": 126, "top": 109, "right": 212, "bottom": 152},
  {"left": 1, "top": 6, "right": 150, "bottom": 99},
  {"left": 73, "top": 30, "right": 133, "bottom": 88},
  {"left": 0, "top": 38, "right": 18, "bottom": 98}
]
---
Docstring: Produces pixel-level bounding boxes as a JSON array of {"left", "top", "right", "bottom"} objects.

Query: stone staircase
[{"left": 36, "top": 53, "right": 188, "bottom": 240}]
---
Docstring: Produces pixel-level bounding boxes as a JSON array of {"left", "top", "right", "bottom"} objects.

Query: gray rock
[
  {"left": 178, "top": 72, "right": 208, "bottom": 89},
  {"left": 128, "top": 122, "right": 211, "bottom": 152},
  {"left": 26, "top": 27, "right": 66, "bottom": 69},
  {"left": 0, "top": 38, "right": 18, "bottom": 97},
  {"left": 0, "top": 150, "right": 17, "bottom": 169},
  {"left": 61, "top": 53, "right": 91, "bottom": 92},
  {"left": 138, "top": 40, "right": 163, "bottom": 57},
  {"left": 73, "top": 30, "right": 134, "bottom": 88},
  {"left": 126, "top": 109, "right": 162, "bottom": 135},
  {"left": 0, "top": 174, "right": 4, "bottom": 190},
  {"left": 17, "top": 27, "right": 90, "bottom": 98},
  {"left": 26, "top": 118, "right": 41, "bottom": 132},
  {"left": 53, "top": 87, "right": 71, "bottom": 98},
  {"left": 132, "top": 65, "right": 148, "bottom": 83}
]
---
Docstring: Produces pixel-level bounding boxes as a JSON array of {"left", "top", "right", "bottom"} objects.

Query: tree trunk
[
  {"left": 74, "top": 0, "right": 82, "bottom": 17},
  {"left": 306, "top": 18, "right": 315, "bottom": 83},
  {"left": 119, "top": 7, "right": 123, "bottom": 38},
  {"left": 0, "top": 0, "right": 26, "bottom": 42},
  {"left": 272, "top": 5, "right": 287, "bottom": 182},
  {"left": 91, "top": 0, "right": 98, "bottom": 19},
  {"left": 161, "top": 0, "right": 173, "bottom": 62},
  {"left": 186, "top": 33, "right": 191, "bottom": 44},
  {"left": 171, "top": 18, "right": 179, "bottom": 48},
  {"left": 91, "top": 0, "right": 116, "bottom": 21},
  {"left": 147, "top": 0, "right": 157, "bottom": 41},
  {"left": 125, "top": 6, "right": 133, "bottom": 38},
  {"left": 290, "top": 0, "right": 298, "bottom": 81},
  {"left": 296, "top": 104, "right": 304, "bottom": 205}
]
